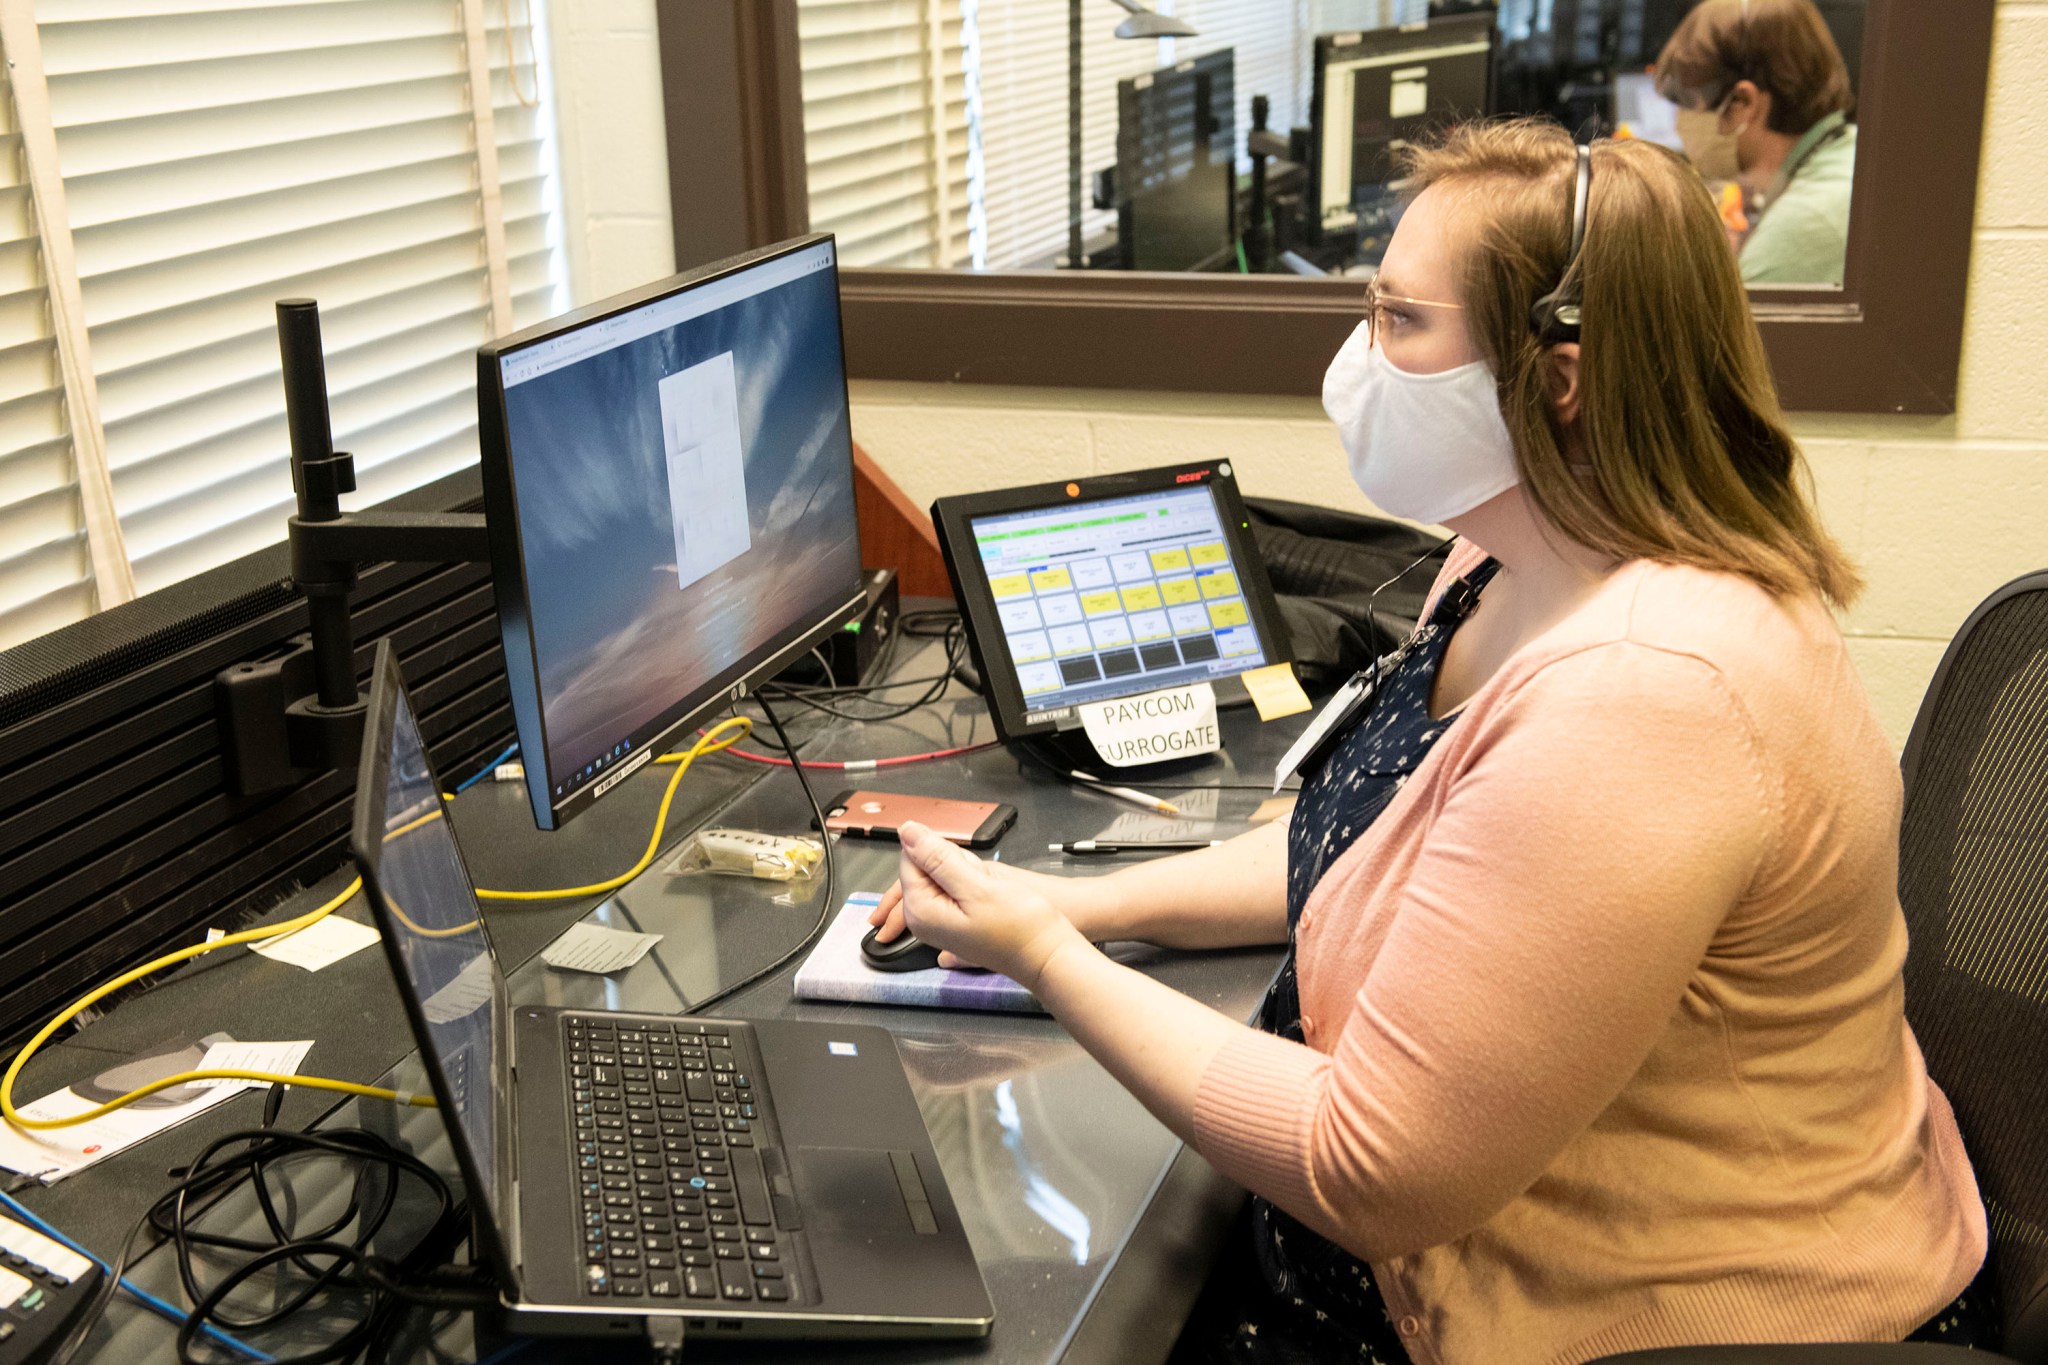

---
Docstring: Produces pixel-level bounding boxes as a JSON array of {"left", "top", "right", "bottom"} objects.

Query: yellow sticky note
[
  {"left": 1207, "top": 598, "right": 1249, "bottom": 628},
  {"left": 989, "top": 573, "right": 1031, "bottom": 599},
  {"left": 1159, "top": 576, "right": 1200, "bottom": 605},
  {"left": 1190, "top": 542, "right": 1229, "bottom": 565},
  {"left": 1031, "top": 566, "right": 1072, "bottom": 592},
  {"left": 1241, "top": 662, "right": 1311, "bottom": 722},
  {"left": 1120, "top": 583, "right": 1162, "bottom": 612},
  {"left": 1199, "top": 569, "right": 1240, "bottom": 599},
  {"left": 1080, "top": 590, "right": 1122, "bottom": 617},
  {"left": 1150, "top": 547, "right": 1190, "bottom": 573}
]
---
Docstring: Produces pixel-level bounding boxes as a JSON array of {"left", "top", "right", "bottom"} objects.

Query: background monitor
[
  {"left": 1115, "top": 48, "right": 1237, "bottom": 273},
  {"left": 479, "top": 235, "right": 866, "bottom": 830},
  {"left": 1612, "top": 70, "right": 1682, "bottom": 150},
  {"left": 1311, "top": 13, "right": 1497, "bottom": 243}
]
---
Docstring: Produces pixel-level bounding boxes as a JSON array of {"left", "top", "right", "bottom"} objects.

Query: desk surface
[{"left": 22, "top": 629, "right": 1305, "bottom": 1362}]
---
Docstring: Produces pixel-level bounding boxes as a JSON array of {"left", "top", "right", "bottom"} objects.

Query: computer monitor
[
  {"left": 1115, "top": 48, "right": 1237, "bottom": 273},
  {"left": 930, "top": 461, "right": 1291, "bottom": 749},
  {"left": 1613, "top": 70, "right": 1682, "bottom": 150},
  {"left": 478, "top": 235, "right": 866, "bottom": 831},
  {"left": 1310, "top": 12, "right": 1496, "bottom": 240}
]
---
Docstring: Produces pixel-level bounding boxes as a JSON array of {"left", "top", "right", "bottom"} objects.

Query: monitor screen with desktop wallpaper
[{"left": 479, "top": 235, "right": 866, "bottom": 830}]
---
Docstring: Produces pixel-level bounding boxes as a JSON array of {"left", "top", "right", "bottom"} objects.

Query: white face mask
[{"left": 1321, "top": 320, "right": 1522, "bottom": 526}]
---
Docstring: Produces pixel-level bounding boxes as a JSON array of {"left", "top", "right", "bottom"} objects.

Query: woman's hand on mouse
[
  {"left": 868, "top": 850, "right": 1114, "bottom": 946},
  {"left": 890, "top": 821, "right": 1088, "bottom": 991}
]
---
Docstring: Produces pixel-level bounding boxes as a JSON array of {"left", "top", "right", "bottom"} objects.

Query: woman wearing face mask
[
  {"left": 866, "top": 118, "right": 1987, "bottom": 1364},
  {"left": 1657, "top": 0, "right": 1857, "bottom": 285}
]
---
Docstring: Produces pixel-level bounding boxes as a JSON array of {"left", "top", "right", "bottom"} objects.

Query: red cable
[{"left": 706, "top": 738, "right": 1002, "bottom": 771}]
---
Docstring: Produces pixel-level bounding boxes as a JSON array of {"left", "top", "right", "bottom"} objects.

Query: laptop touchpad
[{"left": 797, "top": 1146, "right": 941, "bottom": 1237}]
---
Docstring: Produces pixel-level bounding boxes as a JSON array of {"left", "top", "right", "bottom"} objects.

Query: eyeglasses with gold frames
[{"left": 1363, "top": 277, "right": 1464, "bottom": 347}]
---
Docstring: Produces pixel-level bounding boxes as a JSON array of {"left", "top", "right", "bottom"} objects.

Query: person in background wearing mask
[
  {"left": 1656, "top": 0, "right": 1857, "bottom": 285},
  {"left": 864, "top": 118, "right": 1989, "bottom": 1364}
]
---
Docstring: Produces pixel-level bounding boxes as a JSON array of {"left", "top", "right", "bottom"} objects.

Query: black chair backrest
[{"left": 1899, "top": 571, "right": 2048, "bottom": 1362}]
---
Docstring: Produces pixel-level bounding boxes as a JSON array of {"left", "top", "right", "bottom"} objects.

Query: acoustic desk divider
[{"left": 0, "top": 465, "right": 515, "bottom": 1050}]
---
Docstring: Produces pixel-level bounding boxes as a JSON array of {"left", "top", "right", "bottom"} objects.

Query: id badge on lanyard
[{"left": 1271, "top": 651, "right": 1393, "bottom": 792}]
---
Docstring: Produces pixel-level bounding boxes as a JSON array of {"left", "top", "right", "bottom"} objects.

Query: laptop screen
[{"left": 366, "top": 676, "right": 508, "bottom": 1233}]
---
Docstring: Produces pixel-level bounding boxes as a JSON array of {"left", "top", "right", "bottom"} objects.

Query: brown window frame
[{"left": 656, "top": 0, "right": 1993, "bottom": 415}]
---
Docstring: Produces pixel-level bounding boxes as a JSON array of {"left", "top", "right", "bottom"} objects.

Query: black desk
[{"left": 20, "top": 631, "right": 1303, "bottom": 1362}]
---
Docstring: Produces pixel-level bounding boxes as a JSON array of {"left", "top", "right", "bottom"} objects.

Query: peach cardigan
[{"left": 1192, "top": 547, "right": 1985, "bottom": 1365}]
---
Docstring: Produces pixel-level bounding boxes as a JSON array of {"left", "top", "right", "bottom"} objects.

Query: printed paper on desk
[
  {"left": 0, "top": 1035, "right": 313, "bottom": 1183},
  {"left": 1096, "top": 808, "right": 1219, "bottom": 843},
  {"left": 250, "top": 916, "right": 379, "bottom": 972},
  {"left": 423, "top": 953, "right": 497, "bottom": 1024},
  {"left": 1078, "top": 682, "right": 1219, "bottom": 768},
  {"left": 191, "top": 1039, "right": 316, "bottom": 1091},
  {"left": 542, "top": 922, "right": 663, "bottom": 975}
]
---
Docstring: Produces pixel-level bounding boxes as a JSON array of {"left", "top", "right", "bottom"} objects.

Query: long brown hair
[{"left": 1398, "top": 119, "right": 1861, "bottom": 607}]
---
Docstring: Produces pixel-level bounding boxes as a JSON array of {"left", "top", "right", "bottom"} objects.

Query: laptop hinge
[{"left": 502, "top": 1016, "right": 524, "bottom": 1270}]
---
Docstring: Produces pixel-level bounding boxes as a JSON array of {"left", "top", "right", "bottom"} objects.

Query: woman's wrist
[
  {"left": 1020, "top": 920, "right": 1096, "bottom": 998},
  {"left": 1061, "top": 871, "right": 1134, "bottom": 943}
]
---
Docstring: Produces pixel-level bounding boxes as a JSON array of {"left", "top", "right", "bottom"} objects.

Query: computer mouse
[{"left": 860, "top": 925, "right": 944, "bottom": 973}]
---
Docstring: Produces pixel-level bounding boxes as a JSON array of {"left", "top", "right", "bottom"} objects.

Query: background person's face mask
[
  {"left": 1676, "top": 99, "right": 1745, "bottom": 182},
  {"left": 1321, "top": 321, "right": 1522, "bottom": 526}
]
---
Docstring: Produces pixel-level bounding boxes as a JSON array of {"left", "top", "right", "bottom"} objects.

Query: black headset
[{"left": 1528, "top": 142, "right": 1593, "bottom": 346}]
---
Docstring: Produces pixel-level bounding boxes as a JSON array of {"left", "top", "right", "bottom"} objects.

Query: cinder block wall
[
  {"left": 544, "top": 0, "right": 676, "bottom": 304},
  {"left": 548, "top": 0, "right": 2048, "bottom": 752}
]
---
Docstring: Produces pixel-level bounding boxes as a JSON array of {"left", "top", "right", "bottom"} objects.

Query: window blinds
[
  {"left": 0, "top": 0, "right": 562, "bottom": 629},
  {"left": 797, "top": 0, "right": 971, "bottom": 269},
  {"left": 972, "top": 1, "right": 1158, "bottom": 270},
  {"left": 945, "top": 0, "right": 1307, "bottom": 271},
  {"left": 0, "top": 50, "right": 91, "bottom": 651},
  {"left": 1177, "top": 0, "right": 1307, "bottom": 161}
]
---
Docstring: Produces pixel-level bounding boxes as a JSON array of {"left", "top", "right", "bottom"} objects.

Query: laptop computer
[{"left": 349, "top": 641, "right": 994, "bottom": 1341}]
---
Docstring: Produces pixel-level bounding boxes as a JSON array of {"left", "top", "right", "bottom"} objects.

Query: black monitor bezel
[
  {"left": 1308, "top": 10, "right": 1498, "bottom": 237},
  {"left": 351, "top": 640, "right": 520, "bottom": 1290},
  {"left": 931, "top": 461, "right": 1291, "bottom": 746},
  {"left": 1114, "top": 46, "right": 1238, "bottom": 274},
  {"left": 477, "top": 233, "right": 866, "bottom": 831}
]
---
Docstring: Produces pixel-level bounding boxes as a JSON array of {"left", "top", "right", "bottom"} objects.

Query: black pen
[{"left": 1050, "top": 840, "right": 1223, "bottom": 856}]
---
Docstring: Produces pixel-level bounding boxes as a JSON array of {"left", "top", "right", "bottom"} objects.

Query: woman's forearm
[
  {"left": 1074, "top": 817, "right": 1291, "bottom": 949},
  {"left": 1027, "top": 935, "right": 1240, "bottom": 1144}
]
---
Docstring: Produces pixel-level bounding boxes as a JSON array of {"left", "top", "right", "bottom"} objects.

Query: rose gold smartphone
[{"left": 821, "top": 789, "right": 1018, "bottom": 848}]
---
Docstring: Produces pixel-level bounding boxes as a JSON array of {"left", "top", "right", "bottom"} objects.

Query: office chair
[{"left": 1595, "top": 570, "right": 2048, "bottom": 1365}]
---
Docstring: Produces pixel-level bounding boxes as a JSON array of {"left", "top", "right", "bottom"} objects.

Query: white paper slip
[
  {"left": 250, "top": 916, "right": 380, "bottom": 972},
  {"left": 1078, "top": 682, "right": 1220, "bottom": 768},
  {"left": 542, "top": 922, "right": 663, "bottom": 975},
  {"left": 422, "top": 954, "right": 497, "bottom": 1024},
  {"left": 191, "top": 1039, "right": 316, "bottom": 1091},
  {"left": 0, "top": 1034, "right": 312, "bottom": 1183}
]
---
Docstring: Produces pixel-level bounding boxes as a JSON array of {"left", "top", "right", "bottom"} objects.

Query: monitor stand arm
[{"left": 216, "top": 300, "right": 490, "bottom": 797}]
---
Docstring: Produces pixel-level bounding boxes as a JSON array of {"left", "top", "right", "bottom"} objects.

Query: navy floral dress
[
  {"left": 1171, "top": 558, "right": 1998, "bottom": 1363},
  {"left": 1172, "top": 560, "right": 1498, "bottom": 1365}
]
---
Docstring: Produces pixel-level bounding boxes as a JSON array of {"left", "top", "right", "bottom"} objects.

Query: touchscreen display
[{"left": 971, "top": 484, "right": 1269, "bottom": 715}]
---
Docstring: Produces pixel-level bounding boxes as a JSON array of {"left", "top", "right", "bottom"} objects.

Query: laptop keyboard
[{"left": 566, "top": 1015, "right": 793, "bottom": 1305}]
